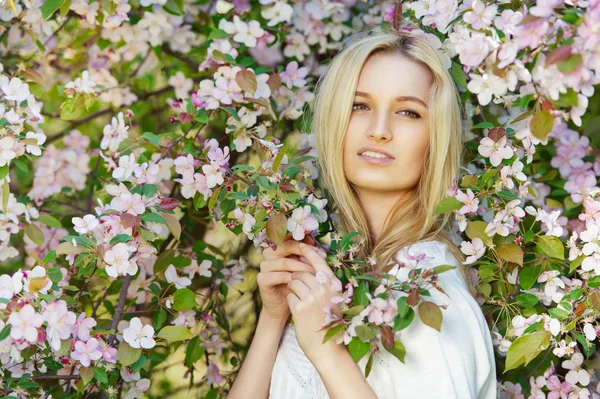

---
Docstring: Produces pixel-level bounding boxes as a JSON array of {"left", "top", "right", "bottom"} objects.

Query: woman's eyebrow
[{"left": 354, "top": 91, "right": 428, "bottom": 108}]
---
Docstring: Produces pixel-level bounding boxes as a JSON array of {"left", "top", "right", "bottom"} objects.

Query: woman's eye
[
  {"left": 352, "top": 102, "right": 367, "bottom": 111},
  {"left": 399, "top": 110, "right": 421, "bottom": 119},
  {"left": 351, "top": 103, "right": 421, "bottom": 119}
]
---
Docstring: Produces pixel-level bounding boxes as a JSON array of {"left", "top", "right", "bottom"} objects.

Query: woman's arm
[
  {"left": 227, "top": 311, "right": 288, "bottom": 399},
  {"left": 312, "top": 344, "right": 378, "bottom": 399}
]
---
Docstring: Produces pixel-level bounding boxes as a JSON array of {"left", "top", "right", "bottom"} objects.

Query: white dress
[{"left": 269, "top": 240, "right": 497, "bottom": 399}]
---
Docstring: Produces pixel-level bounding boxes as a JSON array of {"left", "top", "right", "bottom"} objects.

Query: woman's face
[{"left": 343, "top": 52, "right": 432, "bottom": 198}]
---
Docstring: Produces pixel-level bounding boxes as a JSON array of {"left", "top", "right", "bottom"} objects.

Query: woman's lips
[{"left": 358, "top": 154, "right": 394, "bottom": 165}]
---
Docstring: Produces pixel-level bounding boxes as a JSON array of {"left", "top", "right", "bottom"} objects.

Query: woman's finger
[
  {"left": 286, "top": 292, "right": 301, "bottom": 313},
  {"left": 256, "top": 271, "right": 292, "bottom": 288},
  {"left": 298, "top": 243, "right": 332, "bottom": 274},
  {"left": 287, "top": 279, "right": 311, "bottom": 300},
  {"left": 263, "top": 239, "right": 327, "bottom": 261},
  {"left": 260, "top": 257, "right": 315, "bottom": 273},
  {"left": 291, "top": 271, "right": 319, "bottom": 290}
]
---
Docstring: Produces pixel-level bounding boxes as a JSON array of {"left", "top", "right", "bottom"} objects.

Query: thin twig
[{"left": 107, "top": 274, "right": 132, "bottom": 345}]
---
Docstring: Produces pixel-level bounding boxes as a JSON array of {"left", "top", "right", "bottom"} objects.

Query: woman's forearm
[
  {"left": 312, "top": 344, "right": 378, "bottom": 399},
  {"left": 227, "top": 311, "right": 288, "bottom": 399}
]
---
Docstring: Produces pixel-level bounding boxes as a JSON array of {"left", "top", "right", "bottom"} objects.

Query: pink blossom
[
  {"left": 331, "top": 282, "right": 354, "bottom": 304},
  {"left": 206, "top": 360, "right": 224, "bottom": 386},
  {"left": 165, "top": 265, "right": 192, "bottom": 290},
  {"left": 530, "top": 0, "right": 563, "bottom": 18},
  {"left": 280, "top": 61, "right": 309, "bottom": 89},
  {"left": 365, "top": 294, "right": 398, "bottom": 325},
  {"left": 287, "top": 205, "right": 319, "bottom": 241},
  {"left": 72, "top": 214, "right": 99, "bottom": 235},
  {"left": 514, "top": 19, "right": 549, "bottom": 49},
  {"left": 207, "top": 145, "right": 230, "bottom": 167},
  {"left": 8, "top": 304, "right": 44, "bottom": 343},
  {"left": 123, "top": 317, "right": 156, "bottom": 349},
  {"left": 455, "top": 189, "right": 479, "bottom": 215},
  {"left": 71, "top": 338, "right": 102, "bottom": 367},
  {"left": 477, "top": 136, "right": 514, "bottom": 167},
  {"left": 463, "top": 0, "right": 497, "bottom": 30},
  {"left": 201, "top": 161, "right": 225, "bottom": 188},
  {"left": 546, "top": 375, "right": 573, "bottom": 399},
  {"left": 460, "top": 238, "right": 486, "bottom": 264}
]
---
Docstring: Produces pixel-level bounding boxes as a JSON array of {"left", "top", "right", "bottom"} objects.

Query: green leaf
[
  {"left": 109, "top": 234, "right": 133, "bottom": 246},
  {"left": 449, "top": 61, "right": 467, "bottom": 89},
  {"left": 0, "top": 164, "right": 8, "bottom": 180},
  {"left": 496, "top": 244, "right": 524, "bottom": 266},
  {"left": 24, "top": 223, "right": 45, "bottom": 247},
  {"left": 118, "top": 342, "right": 142, "bottom": 367},
  {"left": 348, "top": 337, "right": 370, "bottom": 362},
  {"left": 574, "top": 331, "right": 596, "bottom": 357},
  {"left": 173, "top": 288, "right": 199, "bottom": 311},
  {"left": 548, "top": 308, "right": 569, "bottom": 320},
  {"left": 0, "top": 324, "right": 11, "bottom": 341},
  {"left": 41, "top": 0, "right": 65, "bottom": 19},
  {"left": 142, "top": 132, "right": 160, "bottom": 146},
  {"left": 365, "top": 352, "right": 374, "bottom": 378},
  {"left": 322, "top": 323, "right": 346, "bottom": 344},
  {"left": 185, "top": 336, "right": 205, "bottom": 367},
  {"left": 153, "top": 307, "right": 167, "bottom": 330},
  {"left": 516, "top": 293, "right": 538, "bottom": 308},
  {"left": 433, "top": 197, "right": 463, "bottom": 215},
  {"left": 222, "top": 107, "right": 240, "bottom": 121},
  {"left": 519, "top": 264, "right": 542, "bottom": 291},
  {"left": 48, "top": 267, "right": 63, "bottom": 283},
  {"left": 92, "top": 367, "right": 108, "bottom": 384},
  {"left": 558, "top": 54, "right": 582, "bottom": 73},
  {"left": 42, "top": 250, "right": 57, "bottom": 265},
  {"left": 140, "top": 212, "right": 165, "bottom": 224},
  {"left": 530, "top": 110, "right": 553, "bottom": 141},
  {"left": 355, "top": 325, "right": 377, "bottom": 342},
  {"left": 38, "top": 214, "right": 63, "bottom": 228},
  {"left": 536, "top": 236, "right": 565, "bottom": 260},
  {"left": 587, "top": 276, "right": 600, "bottom": 289},
  {"left": 418, "top": 301, "right": 442, "bottom": 332},
  {"left": 474, "top": 122, "right": 495, "bottom": 129},
  {"left": 504, "top": 330, "right": 551, "bottom": 372},
  {"left": 385, "top": 338, "right": 407, "bottom": 364},
  {"left": 569, "top": 255, "right": 585, "bottom": 273},
  {"left": 157, "top": 326, "right": 194, "bottom": 342},
  {"left": 465, "top": 221, "right": 493, "bottom": 247},
  {"left": 432, "top": 265, "right": 457, "bottom": 274}
]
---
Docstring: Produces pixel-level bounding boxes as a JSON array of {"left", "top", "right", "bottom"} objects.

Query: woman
[{"left": 228, "top": 27, "right": 497, "bottom": 399}]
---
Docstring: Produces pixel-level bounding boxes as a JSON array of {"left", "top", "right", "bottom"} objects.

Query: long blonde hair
[{"left": 310, "top": 26, "right": 474, "bottom": 294}]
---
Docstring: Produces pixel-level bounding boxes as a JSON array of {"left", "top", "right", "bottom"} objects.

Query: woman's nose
[{"left": 367, "top": 113, "right": 393, "bottom": 142}]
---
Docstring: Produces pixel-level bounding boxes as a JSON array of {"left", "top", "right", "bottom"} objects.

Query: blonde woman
[{"left": 228, "top": 27, "right": 497, "bottom": 399}]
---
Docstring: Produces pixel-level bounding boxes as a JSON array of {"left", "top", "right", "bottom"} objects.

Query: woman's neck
[{"left": 356, "top": 188, "right": 408, "bottom": 242}]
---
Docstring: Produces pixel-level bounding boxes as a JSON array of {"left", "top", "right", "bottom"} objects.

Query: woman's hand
[
  {"left": 287, "top": 243, "right": 344, "bottom": 364},
  {"left": 258, "top": 236, "right": 327, "bottom": 323}
]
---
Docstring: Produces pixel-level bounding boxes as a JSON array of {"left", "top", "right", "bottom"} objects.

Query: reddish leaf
[
  {"left": 541, "top": 99, "right": 555, "bottom": 111},
  {"left": 406, "top": 288, "right": 420, "bottom": 307},
  {"left": 392, "top": 2, "right": 403, "bottom": 31},
  {"left": 380, "top": 325, "right": 394, "bottom": 350},
  {"left": 236, "top": 70, "right": 258, "bottom": 94},
  {"left": 267, "top": 73, "right": 281, "bottom": 92},
  {"left": 159, "top": 198, "right": 182, "bottom": 210},
  {"left": 179, "top": 112, "right": 193, "bottom": 124},
  {"left": 120, "top": 213, "right": 141, "bottom": 229},
  {"left": 418, "top": 301, "right": 443, "bottom": 332},
  {"left": 266, "top": 212, "right": 288, "bottom": 245},
  {"left": 280, "top": 182, "right": 295, "bottom": 192},
  {"left": 545, "top": 46, "right": 572, "bottom": 66},
  {"left": 488, "top": 127, "right": 506, "bottom": 143},
  {"left": 574, "top": 302, "right": 588, "bottom": 316}
]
